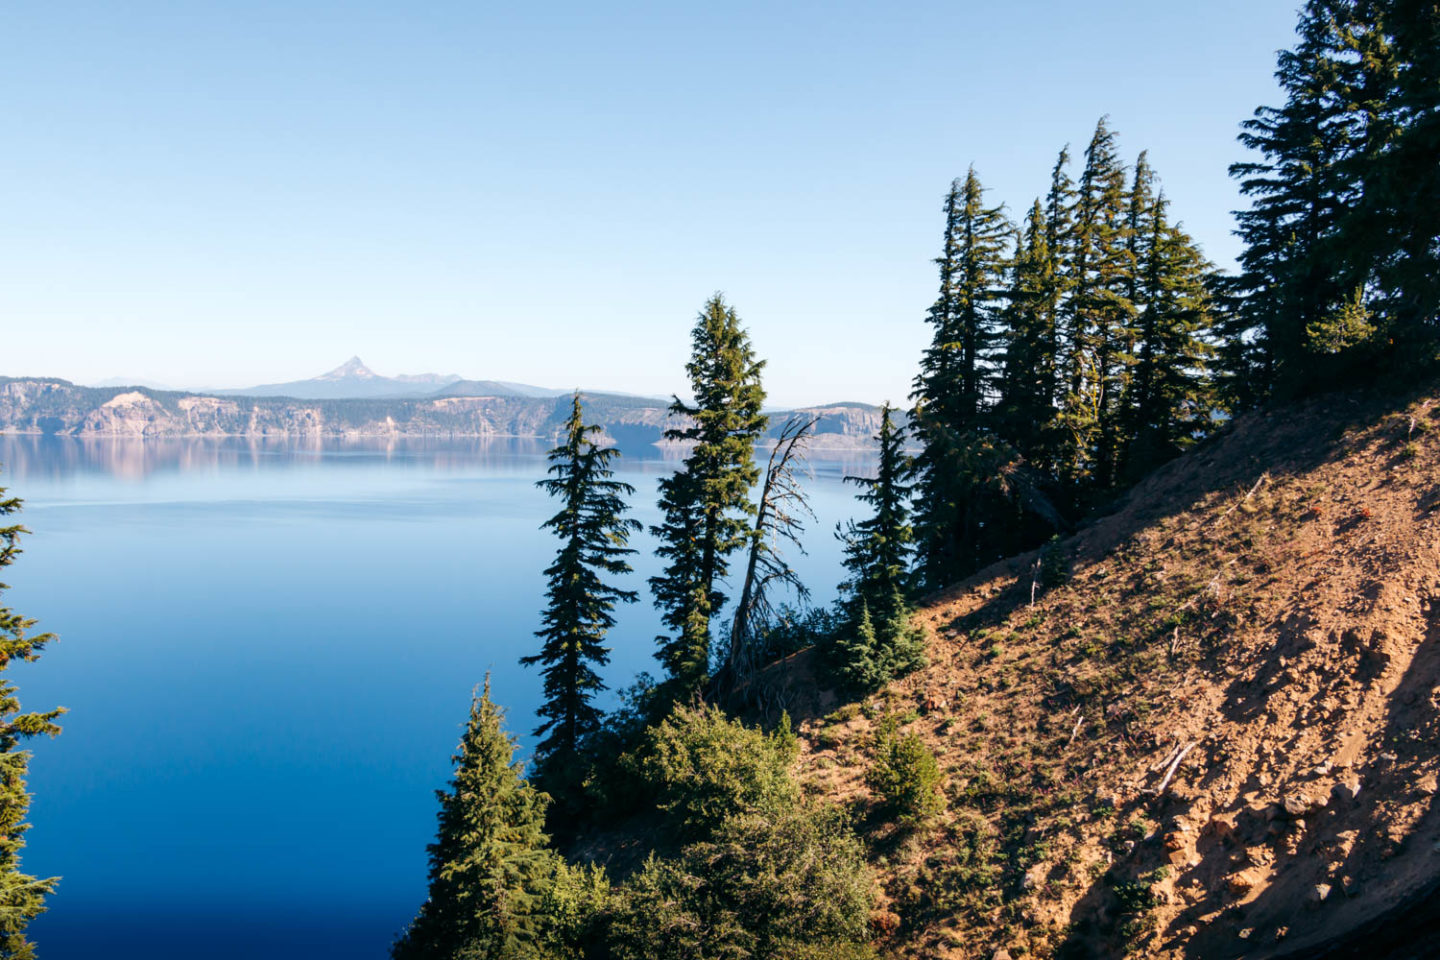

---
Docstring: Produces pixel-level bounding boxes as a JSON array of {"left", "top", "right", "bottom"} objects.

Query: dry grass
[{"left": 795, "top": 386, "right": 1440, "bottom": 959}]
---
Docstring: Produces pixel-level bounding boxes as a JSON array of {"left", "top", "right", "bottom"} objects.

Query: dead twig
[
  {"left": 1152, "top": 742, "right": 1197, "bottom": 797},
  {"left": 1221, "top": 472, "right": 1270, "bottom": 518}
]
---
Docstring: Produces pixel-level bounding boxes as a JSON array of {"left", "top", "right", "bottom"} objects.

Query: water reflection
[{"left": 0, "top": 435, "right": 878, "bottom": 484}]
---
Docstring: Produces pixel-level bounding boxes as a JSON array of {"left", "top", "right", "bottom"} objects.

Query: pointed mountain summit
[
  {"left": 316, "top": 356, "right": 382, "bottom": 382},
  {"left": 212, "top": 357, "right": 565, "bottom": 400}
]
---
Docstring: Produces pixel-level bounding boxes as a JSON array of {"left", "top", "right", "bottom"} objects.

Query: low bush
[
  {"left": 606, "top": 807, "right": 876, "bottom": 960},
  {"left": 866, "top": 716, "right": 945, "bottom": 826},
  {"left": 624, "top": 701, "right": 799, "bottom": 841}
]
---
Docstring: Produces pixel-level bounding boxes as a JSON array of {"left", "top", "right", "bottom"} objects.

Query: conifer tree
[
  {"left": 833, "top": 406, "right": 925, "bottom": 692},
  {"left": 1061, "top": 117, "right": 1137, "bottom": 497},
  {"left": 1372, "top": 0, "right": 1439, "bottom": 345},
  {"left": 523, "top": 394, "right": 640, "bottom": 774},
  {"left": 1230, "top": 0, "right": 1385, "bottom": 396},
  {"left": 393, "top": 678, "right": 557, "bottom": 960},
  {"left": 838, "top": 404, "right": 915, "bottom": 625},
  {"left": 0, "top": 476, "right": 62, "bottom": 960},
  {"left": 1121, "top": 195, "right": 1218, "bottom": 481},
  {"left": 997, "top": 200, "right": 1060, "bottom": 471},
  {"left": 650, "top": 295, "right": 768, "bottom": 697},
  {"left": 910, "top": 169, "right": 1013, "bottom": 589}
]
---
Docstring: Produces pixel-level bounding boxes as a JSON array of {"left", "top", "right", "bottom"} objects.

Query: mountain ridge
[{"left": 0, "top": 375, "right": 894, "bottom": 450}]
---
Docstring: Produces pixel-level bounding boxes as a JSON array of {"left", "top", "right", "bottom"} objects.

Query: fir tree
[
  {"left": 910, "top": 169, "right": 1013, "bottom": 589},
  {"left": 1230, "top": 1, "right": 1385, "bottom": 396},
  {"left": 523, "top": 394, "right": 640, "bottom": 774},
  {"left": 838, "top": 404, "right": 914, "bottom": 625},
  {"left": 1062, "top": 117, "right": 1137, "bottom": 496},
  {"left": 0, "top": 475, "right": 62, "bottom": 960},
  {"left": 1372, "top": 0, "right": 1439, "bottom": 346},
  {"left": 997, "top": 200, "right": 1060, "bottom": 472},
  {"left": 393, "top": 678, "right": 557, "bottom": 960},
  {"left": 650, "top": 294, "right": 768, "bottom": 697},
  {"left": 832, "top": 406, "right": 925, "bottom": 693},
  {"left": 1121, "top": 195, "right": 1218, "bottom": 481}
]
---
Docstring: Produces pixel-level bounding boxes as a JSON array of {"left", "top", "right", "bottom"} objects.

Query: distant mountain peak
[{"left": 318, "top": 356, "right": 379, "bottom": 381}]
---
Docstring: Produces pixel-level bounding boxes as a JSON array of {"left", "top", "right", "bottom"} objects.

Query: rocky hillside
[
  {"left": 0, "top": 377, "right": 890, "bottom": 449},
  {"left": 789, "top": 385, "right": 1440, "bottom": 958}
]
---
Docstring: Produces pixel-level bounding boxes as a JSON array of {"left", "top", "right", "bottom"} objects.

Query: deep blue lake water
[{"left": 0, "top": 435, "right": 870, "bottom": 960}]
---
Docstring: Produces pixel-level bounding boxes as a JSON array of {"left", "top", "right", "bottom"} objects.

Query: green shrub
[
  {"left": 625, "top": 702, "right": 799, "bottom": 841},
  {"left": 865, "top": 717, "right": 945, "bottom": 826},
  {"left": 1039, "top": 534, "right": 1070, "bottom": 589},
  {"left": 537, "top": 861, "right": 613, "bottom": 960},
  {"left": 607, "top": 807, "right": 875, "bottom": 960},
  {"left": 830, "top": 598, "right": 927, "bottom": 695}
]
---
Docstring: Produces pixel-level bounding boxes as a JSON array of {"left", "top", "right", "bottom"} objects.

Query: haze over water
[{"left": 2, "top": 435, "right": 867, "bottom": 960}]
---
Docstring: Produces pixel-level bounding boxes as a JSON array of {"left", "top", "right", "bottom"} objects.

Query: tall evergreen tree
[
  {"left": 910, "top": 169, "right": 1013, "bottom": 589},
  {"left": 393, "top": 679, "right": 556, "bottom": 960},
  {"left": 650, "top": 295, "right": 768, "bottom": 697},
  {"left": 523, "top": 394, "right": 640, "bottom": 774},
  {"left": 838, "top": 405, "right": 915, "bottom": 625},
  {"left": 1121, "top": 195, "right": 1218, "bottom": 481},
  {"left": 1230, "top": 1, "right": 1385, "bottom": 396},
  {"left": 1372, "top": 0, "right": 1440, "bottom": 344},
  {"left": 1062, "top": 117, "right": 1137, "bottom": 496},
  {"left": 997, "top": 199, "right": 1060, "bottom": 472},
  {"left": 0, "top": 475, "right": 62, "bottom": 960},
  {"left": 833, "top": 405, "right": 926, "bottom": 692}
]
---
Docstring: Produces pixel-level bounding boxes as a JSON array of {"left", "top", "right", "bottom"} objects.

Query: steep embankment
[
  {"left": 795, "top": 387, "right": 1440, "bottom": 959},
  {"left": 0, "top": 377, "right": 888, "bottom": 448}
]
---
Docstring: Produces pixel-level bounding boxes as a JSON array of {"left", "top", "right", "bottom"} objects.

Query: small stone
[
  {"left": 1228, "top": 873, "right": 1254, "bottom": 896},
  {"left": 1315, "top": 761, "right": 1333, "bottom": 775},
  {"left": 1418, "top": 774, "right": 1438, "bottom": 795},
  {"left": 1283, "top": 794, "right": 1313, "bottom": 817},
  {"left": 1310, "top": 883, "right": 1333, "bottom": 905},
  {"left": 992, "top": 950, "right": 1012, "bottom": 960},
  {"left": 1238, "top": 927, "right": 1253, "bottom": 939},
  {"left": 1334, "top": 780, "right": 1363, "bottom": 803}
]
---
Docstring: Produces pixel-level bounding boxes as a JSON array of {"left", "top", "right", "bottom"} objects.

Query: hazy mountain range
[
  {"left": 92, "top": 357, "right": 660, "bottom": 403},
  {"left": 3, "top": 358, "right": 892, "bottom": 449}
]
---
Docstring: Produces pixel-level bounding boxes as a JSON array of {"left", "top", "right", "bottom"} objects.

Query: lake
[{"left": 0, "top": 435, "right": 871, "bottom": 960}]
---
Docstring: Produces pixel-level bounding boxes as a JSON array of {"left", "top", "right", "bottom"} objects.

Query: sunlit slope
[{"left": 797, "top": 384, "right": 1440, "bottom": 959}]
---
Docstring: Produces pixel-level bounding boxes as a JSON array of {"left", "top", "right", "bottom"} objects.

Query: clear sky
[{"left": 1, "top": 1, "right": 1301, "bottom": 408}]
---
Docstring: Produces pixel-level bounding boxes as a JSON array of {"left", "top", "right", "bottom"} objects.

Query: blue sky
[{"left": 1, "top": 1, "right": 1301, "bottom": 407}]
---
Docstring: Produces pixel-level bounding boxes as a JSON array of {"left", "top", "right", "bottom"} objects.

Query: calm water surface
[{"left": 0, "top": 436, "right": 870, "bottom": 960}]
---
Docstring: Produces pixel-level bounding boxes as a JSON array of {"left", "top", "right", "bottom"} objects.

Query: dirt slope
[{"left": 794, "top": 386, "right": 1440, "bottom": 959}]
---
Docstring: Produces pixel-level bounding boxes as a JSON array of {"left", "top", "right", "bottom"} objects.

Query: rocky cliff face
[{"left": 0, "top": 378, "right": 889, "bottom": 449}]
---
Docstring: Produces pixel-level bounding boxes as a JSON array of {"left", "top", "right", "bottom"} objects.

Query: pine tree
[
  {"left": 838, "top": 405, "right": 914, "bottom": 626},
  {"left": 1373, "top": 0, "right": 1439, "bottom": 345},
  {"left": 830, "top": 406, "right": 925, "bottom": 693},
  {"left": 997, "top": 200, "right": 1060, "bottom": 472},
  {"left": 910, "top": 169, "right": 1013, "bottom": 589},
  {"left": 650, "top": 294, "right": 768, "bottom": 697},
  {"left": 393, "top": 678, "right": 558, "bottom": 960},
  {"left": 1230, "top": 1, "right": 1384, "bottom": 396},
  {"left": 523, "top": 394, "right": 640, "bottom": 774},
  {"left": 1061, "top": 117, "right": 1138, "bottom": 496},
  {"left": 0, "top": 476, "right": 62, "bottom": 960},
  {"left": 1121, "top": 195, "right": 1218, "bottom": 482}
]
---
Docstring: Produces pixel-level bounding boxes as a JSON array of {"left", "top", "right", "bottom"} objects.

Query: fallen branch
[
  {"left": 1221, "top": 472, "right": 1270, "bottom": 519},
  {"left": 1068, "top": 714, "right": 1085, "bottom": 745},
  {"left": 1152, "top": 742, "right": 1197, "bottom": 797},
  {"left": 1149, "top": 741, "right": 1183, "bottom": 774}
]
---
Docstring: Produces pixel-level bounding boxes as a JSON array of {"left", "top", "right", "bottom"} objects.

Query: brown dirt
[{"left": 792, "top": 384, "right": 1440, "bottom": 959}]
